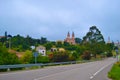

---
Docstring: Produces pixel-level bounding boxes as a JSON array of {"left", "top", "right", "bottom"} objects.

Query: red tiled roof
[{"left": 0, "top": 36, "right": 5, "bottom": 38}]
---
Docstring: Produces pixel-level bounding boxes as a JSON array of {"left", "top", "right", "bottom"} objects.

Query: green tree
[
  {"left": 63, "top": 42, "right": 70, "bottom": 46},
  {"left": 83, "top": 26, "right": 105, "bottom": 44},
  {"left": 40, "top": 37, "right": 47, "bottom": 44},
  {"left": 82, "top": 26, "right": 105, "bottom": 58},
  {"left": 105, "top": 43, "right": 114, "bottom": 57},
  {"left": 70, "top": 51, "right": 79, "bottom": 60},
  {"left": 75, "top": 38, "right": 82, "bottom": 44},
  {"left": 44, "top": 42, "right": 53, "bottom": 50},
  {"left": 0, "top": 43, "right": 20, "bottom": 65},
  {"left": 56, "top": 41, "right": 63, "bottom": 48},
  {"left": 0, "top": 37, "right": 7, "bottom": 46},
  {"left": 21, "top": 50, "right": 33, "bottom": 63}
]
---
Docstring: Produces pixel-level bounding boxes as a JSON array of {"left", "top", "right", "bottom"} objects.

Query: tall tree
[
  {"left": 83, "top": 26, "right": 105, "bottom": 44},
  {"left": 75, "top": 38, "right": 82, "bottom": 44},
  {"left": 82, "top": 26, "right": 105, "bottom": 57},
  {"left": 40, "top": 37, "right": 47, "bottom": 44}
]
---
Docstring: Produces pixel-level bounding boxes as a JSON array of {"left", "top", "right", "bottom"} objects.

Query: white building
[{"left": 36, "top": 46, "right": 46, "bottom": 56}]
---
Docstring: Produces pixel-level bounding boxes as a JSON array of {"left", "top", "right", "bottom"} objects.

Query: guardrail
[{"left": 0, "top": 59, "right": 102, "bottom": 71}]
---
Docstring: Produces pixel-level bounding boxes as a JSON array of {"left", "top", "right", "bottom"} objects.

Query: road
[{"left": 0, "top": 58, "right": 116, "bottom": 80}]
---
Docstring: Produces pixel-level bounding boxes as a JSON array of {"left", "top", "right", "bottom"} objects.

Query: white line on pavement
[
  {"left": 33, "top": 66, "right": 83, "bottom": 80},
  {"left": 90, "top": 62, "right": 113, "bottom": 79}
]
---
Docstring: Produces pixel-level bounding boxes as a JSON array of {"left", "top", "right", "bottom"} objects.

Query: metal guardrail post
[
  {"left": 7, "top": 68, "right": 10, "bottom": 71},
  {"left": 0, "top": 59, "right": 103, "bottom": 71}
]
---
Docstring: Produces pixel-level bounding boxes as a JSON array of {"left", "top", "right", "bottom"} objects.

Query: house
[
  {"left": 0, "top": 36, "right": 5, "bottom": 39},
  {"left": 50, "top": 47, "right": 66, "bottom": 52},
  {"left": 36, "top": 46, "right": 46, "bottom": 56},
  {"left": 51, "top": 48, "right": 57, "bottom": 52},
  {"left": 59, "top": 48, "right": 65, "bottom": 52}
]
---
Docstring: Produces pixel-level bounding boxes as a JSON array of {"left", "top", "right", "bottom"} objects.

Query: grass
[{"left": 108, "top": 62, "right": 120, "bottom": 80}]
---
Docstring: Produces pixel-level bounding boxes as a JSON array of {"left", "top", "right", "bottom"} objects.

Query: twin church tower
[{"left": 64, "top": 32, "right": 76, "bottom": 45}]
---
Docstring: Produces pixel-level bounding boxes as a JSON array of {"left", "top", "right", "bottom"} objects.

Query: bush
[
  {"left": 37, "top": 56, "right": 50, "bottom": 63},
  {"left": 107, "top": 52, "right": 113, "bottom": 57},
  {"left": 81, "top": 51, "right": 91, "bottom": 60},
  {"left": 0, "top": 46, "right": 20, "bottom": 65},
  {"left": 48, "top": 51, "right": 70, "bottom": 62}
]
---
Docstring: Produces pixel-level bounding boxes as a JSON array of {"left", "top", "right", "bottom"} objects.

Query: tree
[
  {"left": 105, "top": 43, "right": 114, "bottom": 57},
  {"left": 56, "top": 41, "right": 63, "bottom": 48},
  {"left": 44, "top": 42, "right": 53, "bottom": 50},
  {"left": 64, "top": 45, "right": 77, "bottom": 51},
  {"left": 71, "top": 51, "right": 79, "bottom": 60},
  {"left": 75, "top": 38, "right": 82, "bottom": 44},
  {"left": 63, "top": 42, "right": 70, "bottom": 46},
  {"left": 82, "top": 26, "right": 106, "bottom": 58},
  {"left": 0, "top": 43, "right": 20, "bottom": 65},
  {"left": 11, "top": 35, "right": 34, "bottom": 51},
  {"left": 21, "top": 50, "right": 33, "bottom": 64},
  {"left": 40, "top": 37, "right": 47, "bottom": 44},
  {"left": 82, "top": 26, "right": 105, "bottom": 44}
]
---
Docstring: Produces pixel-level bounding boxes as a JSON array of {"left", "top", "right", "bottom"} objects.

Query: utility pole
[
  {"left": 115, "top": 46, "right": 119, "bottom": 62},
  {"left": 7, "top": 35, "right": 12, "bottom": 50},
  {"left": 9, "top": 38, "right": 11, "bottom": 50}
]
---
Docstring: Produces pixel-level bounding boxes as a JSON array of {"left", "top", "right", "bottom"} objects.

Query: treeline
[
  {"left": 0, "top": 34, "right": 47, "bottom": 51},
  {"left": 0, "top": 26, "right": 115, "bottom": 64}
]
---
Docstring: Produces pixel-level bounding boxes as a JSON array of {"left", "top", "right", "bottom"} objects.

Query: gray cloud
[{"left": 0, "top": 0, "right": 120, "bottom": 42}]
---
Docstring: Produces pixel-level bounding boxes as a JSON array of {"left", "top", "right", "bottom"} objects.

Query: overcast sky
[{"left": 0, "top": 0, "right": 120, "bottom": 42}]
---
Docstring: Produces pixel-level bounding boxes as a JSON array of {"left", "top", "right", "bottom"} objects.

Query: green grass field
[{"left": 108, "top": 62, "right": 120, "bottom": 80}]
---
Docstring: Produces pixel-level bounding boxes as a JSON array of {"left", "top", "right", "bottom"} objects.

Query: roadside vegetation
[
  {"left": 108, "top": 61, "right": 120, "bottom": 80},
  {"left": 0, "top": 26, "right": 117, "bottom": 66}
]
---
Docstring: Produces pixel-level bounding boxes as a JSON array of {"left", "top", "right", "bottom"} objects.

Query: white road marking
[
  {"left": 33, "top": 66, "right": 82, "bottom": 80},
  {"left": 90, "top": 62, "right": 113, "bottom": 79}
]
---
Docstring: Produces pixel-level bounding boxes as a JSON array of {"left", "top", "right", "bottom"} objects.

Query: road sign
[
  {"left": 33, "top": 52, "right": 38, "bottom": 57},
  {"left": 33, "top": 52, "right": 38, "bottom": 64}
]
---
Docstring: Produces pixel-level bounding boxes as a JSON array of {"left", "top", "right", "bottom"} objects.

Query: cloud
[{"left": 0, "top": 0, "right": 120, "bottom": 41}]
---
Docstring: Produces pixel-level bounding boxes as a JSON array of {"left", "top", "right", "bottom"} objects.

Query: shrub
[
  {"left": 48, "top": 51, "right": 70, "bottom": 62},
  {"left": 81, "top": 50, "right": 91, "bottom": 60}
]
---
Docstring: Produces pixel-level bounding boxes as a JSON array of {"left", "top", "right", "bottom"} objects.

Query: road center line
[{"left": 90, "top": 62, "right": 113, "bottom": 79}]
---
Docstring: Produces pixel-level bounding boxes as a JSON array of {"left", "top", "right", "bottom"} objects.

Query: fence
[{"left": 0, "top": 59, "right": 101, "bottom": 71}]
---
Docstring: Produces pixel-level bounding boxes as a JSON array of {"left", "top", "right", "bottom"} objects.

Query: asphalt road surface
[{"left": 0, "top": 58, "right": 116, "bottom": 80}]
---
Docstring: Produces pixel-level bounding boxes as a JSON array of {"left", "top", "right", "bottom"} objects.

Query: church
[{"left": 64, "top": 32, "right": 76, "bottom": 45}]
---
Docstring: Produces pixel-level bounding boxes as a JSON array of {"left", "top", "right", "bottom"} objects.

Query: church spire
[
  {"left": 67, "top": 32, "right": 70, "bottom": 38},
  {"left": 108, "top": 36, "right": 111, "bottom": 43},
  {"left": 72, "top": 32, "right": 74, "bottom": 38}
]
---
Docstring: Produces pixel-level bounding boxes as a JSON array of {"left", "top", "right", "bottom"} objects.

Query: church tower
[
  {"left": 65, "top": 32, "right": 76, "bottom": 45},
  {"left": 65, "top": 32, "right": 70, "bottom": 43},
  {"left": 67, "top": 32, "right": 70, "bottom": 38},
  {"left": 71, "top": 32, "right": 75, "bottom": 44},
  {"left": 107, "top": 37, "right": 111, "bottom": 43},
  {"left": 72, "top": 32, "right": 74, "bottom": 38}
]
